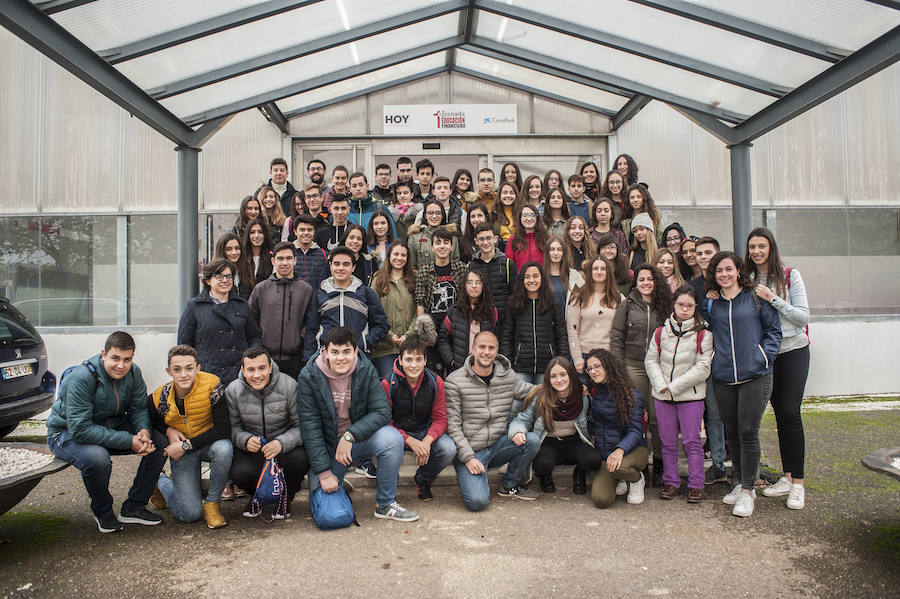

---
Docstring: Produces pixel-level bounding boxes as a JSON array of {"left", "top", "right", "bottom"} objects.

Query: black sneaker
[
  {"left": 92, "top": 511, "right": 124, "bottom": 533},
  {"left": 416, "top": 479, "right": 433, "bottom": 501},
  {"left": 355, "top": 463, "right": 377, "bottom": 479},
  {"left": 704, "top": 464, "right": 727, "bottom": 485},
  {"left": 118, "top": 506, "right": 163, "bottom": 526},
  {"left": 497, "top": 485, "right": 538, "bottom": 501}
]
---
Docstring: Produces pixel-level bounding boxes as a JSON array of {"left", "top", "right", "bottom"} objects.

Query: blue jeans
[
  {"left": 47, "top": 428, "right": 168, "bottom": 517},
  {"left": 453, "top": 433, "right": 541, "bottom": 512},
  {"left": 374, "top": 354, "right": 398, "bottom": 380},
  {"left": 308, "top": 425, "right": 404, "bottom": 507},
  {"left": 516, "top": 371, "right": 544, "bottom": 385},
  {"left": 705, "top": 378, "right": 726, "bottom": 468},
  {"left": 157, "top": 439, "right": 233, "bottom": 523},
  {"left": 406, "top": 431, "right": 456, "bottom": 483}
]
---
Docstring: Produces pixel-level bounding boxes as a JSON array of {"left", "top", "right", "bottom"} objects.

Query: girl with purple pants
[{"left": 644, "top": 285, "right": 713, "bottom": 503}]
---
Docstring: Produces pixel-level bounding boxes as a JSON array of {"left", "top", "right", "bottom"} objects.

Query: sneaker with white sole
[
  {"left": 626, "top": 473, "right": 645, "bottom": 505},
  {"left": 355, "top": 463, "right": 377, "bottom": 479},
  {"left": 722, "top": 484, "right": 743, "bottom": 505},
  {"left": 117, "top": 506, "right": 163, "bottom": 526},
  {"left": 92, "top": 511, "right": 124, "bottom": 533},
  {"left": 786, "top": 484, "right": 805, "bottom": 510},
  {"left": 761, "top": 476, "right": 792, "bottom": 497},
  {"left": 497, "top": 485, "right": 538, "bottom": 501},
  {"left": 615, "top": 480, "right": 628, "bottom": 496},
  {"left": 374, "top": 502, "right": 419, "bottom": 522},
  {"left": 732, "top": 490, "right": 755, "bottom": 517}
]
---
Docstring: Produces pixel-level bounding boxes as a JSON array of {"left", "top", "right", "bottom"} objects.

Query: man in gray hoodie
[{"left": 445, "top": 331, "right": 540, "bottom": 511}]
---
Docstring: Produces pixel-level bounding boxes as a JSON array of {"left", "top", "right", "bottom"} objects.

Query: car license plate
[{"left": 2, "top": 363, "right": 33, "bottom": 380}]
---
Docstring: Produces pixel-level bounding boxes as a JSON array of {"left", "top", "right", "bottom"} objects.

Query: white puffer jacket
[{"left": 644, "top": 315, "right": 713, "bottom": 402}]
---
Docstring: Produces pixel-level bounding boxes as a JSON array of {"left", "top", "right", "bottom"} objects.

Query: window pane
[{"left": 128, "top": 215, "right": 179, "bottom": 325}]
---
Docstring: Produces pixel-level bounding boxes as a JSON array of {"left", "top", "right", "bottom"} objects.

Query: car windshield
[{"left": 0, "top": 302, "right": 41, "bottom": 347}]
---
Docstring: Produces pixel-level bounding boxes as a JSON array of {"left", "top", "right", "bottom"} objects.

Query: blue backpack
[
  {"left": 309, "top": 486, "right": 358, "bottom": 530},
  {"left": 246, "top": 437, "right": 288, "bottom": 519}
]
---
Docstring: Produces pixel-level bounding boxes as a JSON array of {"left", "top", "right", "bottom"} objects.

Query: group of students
[{"left": 45, "top": 153, "right": 811, "bottom": 533}]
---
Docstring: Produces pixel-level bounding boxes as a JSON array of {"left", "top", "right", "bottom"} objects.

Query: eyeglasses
[
  {"left": 213, "top": 273, "right": 234, "bottom": 281},
  {"left": 466, "top": 280, "right": 483, "bottom": 287},
  {"left": 666, "top": 236, "right": 682, "bottom": 244},
  {"left": 476, "top": 236, "right": 495, "bottom": 244},
  {"left": 585, "top": 364, "right": 603, "bottom": 373},
  {"left": 600, "top": 243, "right": 617, "bottom": 251},
  {"left": 521, "top": 213, "right": 537, "bottom": 220},
  {"left": 675, "top": 301, "right": 696, "bottom": 309},
  {"left": 425, "top": 210, "right": 443, "bottom": 216},
  {"left": 305, "top": 193, "right": 321, "bottom": 199}
]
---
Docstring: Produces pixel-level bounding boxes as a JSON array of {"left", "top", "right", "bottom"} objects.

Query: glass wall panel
[{"left": 128, "top": 215, "right": 180, "bottom": 325}]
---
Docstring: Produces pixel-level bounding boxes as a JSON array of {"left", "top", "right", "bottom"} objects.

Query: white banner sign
[{"left": 383, "top": 104, "right": 517, "bottom": 135}]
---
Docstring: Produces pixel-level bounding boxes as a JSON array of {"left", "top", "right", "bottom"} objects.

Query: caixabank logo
[{"left": 433, "top": 109, "right": 466, "bottom": 129}]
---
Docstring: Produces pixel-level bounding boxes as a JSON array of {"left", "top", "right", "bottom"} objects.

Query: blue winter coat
[
  {"left": 589, "top": 383, "right": 645, "bottom": 457},
  {"left": 705, "top": 288, "right": 782, "bottom": 384},
  {"left": 348, "top": 195, "right": 398, "bottom": 237},
  {"left": 177, "top": 288, "right": 262, "bottom": 387},
  {"left": 302, "top": 276, "right": 389, "bottom": 362}
]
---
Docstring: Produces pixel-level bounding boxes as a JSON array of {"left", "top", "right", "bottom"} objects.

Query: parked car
[{"left": 0, "top": 297, "right": 56, "bottom": 438}]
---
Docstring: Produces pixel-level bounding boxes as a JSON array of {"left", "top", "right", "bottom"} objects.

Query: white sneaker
[
  {"left": 786, "top": 484, "right": 805, "bottom": 510},
  {"left": 732, "top": 490, "right": 755, "bottom": 517},
  {"left": 722, "top": 484, "right": 743, "bottom": 505},
  {"left": 761, "top": 476, "right": 792, "bottom": 497},
  {"left": 626, "top": 473, "right": 645, "bottom": 505},
  {"left": 615, "top": 480, "right": 628, "bottom": 496}
]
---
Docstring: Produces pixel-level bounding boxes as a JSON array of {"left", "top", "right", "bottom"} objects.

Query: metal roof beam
[
  {"left": 190, "top": 116, "right": 232, "bottom": 147},
  {"left": 181, "top": 38, "right": 460, "bottom": 126},
  {"left": 612, "top": 94, "right": 651, "bottom": 129},
  {"left": 100, "top": 0, "right": 326, "bottom": 64},
  {"left": 35, "top": 0, "right": 98, "bottom": 14},
  {"left": 151, "top": 0, "right": 466, "bottom": 99},
  {"left": 669, "top": 105, "right": 739, "bottom": 145},
  {"left": 463, "top": 0, "right": 477, "bottom": 43},
  {"left": 733, "top": 25, "right": 900, "bottom": 143},
  {"left": 628, "top": 0, "right": 847, "bottom": 62},
  {"left": 258, "top": 102, "right": 288, "bottom": 134},
  {"left": 466, "top": 37, "right": 748, "bottom": 123},
  {"left": 453, "top": 67, "right": 618, "bottom": 117},
  {"left": 0, "top": 0, "right": 197, "bottom": 147},
  {"left": 282, "top": 66, "right": 450, "bottom": 118},
  {"left": 863, "top": 0, "right": 900, "bottom": 9},
  {"left": 475, "top": 0, "right": 787, "bottom": 97}
]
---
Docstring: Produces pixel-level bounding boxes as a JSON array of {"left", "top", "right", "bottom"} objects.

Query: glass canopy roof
[{"left": 12, "top": 0, "right": 898, "bottom": 141}]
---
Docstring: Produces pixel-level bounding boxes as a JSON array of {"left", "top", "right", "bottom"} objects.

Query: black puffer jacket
[
  {"left": 610, "top": 289, "right": 665, "bottom": 367},
  {"left": 438, "top": 304, "right": 499, "bottom": 372},
  {"left": 499, "top": 298, "right": 569, "bottom": 375},
  {"left": 177, "top": 288, "right": 262, "bottom": 387},
  {"left": 468, "top": 252, "right": 517, "bottom": 312}
]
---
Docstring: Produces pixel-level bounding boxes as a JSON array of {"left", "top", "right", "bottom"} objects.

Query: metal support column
[
  {"left": 177, "top": 146, "right": 201, "bottom": 310},
  {"left": 728, "top": 142, "right": 753, "bottom": 251}
]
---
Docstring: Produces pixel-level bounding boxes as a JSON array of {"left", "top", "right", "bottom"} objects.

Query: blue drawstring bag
[
  {"left": 309, "top": 485, "right": 358, "bottom": 530},
  {"left": 247, "top": 437, "right": 288, "bottom": 519}
]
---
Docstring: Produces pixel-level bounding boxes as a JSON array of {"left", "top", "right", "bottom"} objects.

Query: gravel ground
[{"left": 0, "top": 408, "right": 897, "bottom": 598}]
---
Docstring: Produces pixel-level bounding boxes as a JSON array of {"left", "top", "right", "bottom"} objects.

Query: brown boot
[
  {"left": 687, "top": 488, "right": 708, "bottom": 503},
  {"left": 659, "top": 485, "right": 678, "bottom": 500},
  {"left": 149, "top": 486, "right": 167, "bottom": 510},
  {"left": 203, "top": 502, "right": 227, "bottom": 529}
]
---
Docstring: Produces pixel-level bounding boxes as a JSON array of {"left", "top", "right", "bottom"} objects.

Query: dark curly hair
[
  {"left": 632, "top": 263, "right": 673, "bottom": 323},
  {"left": 704, "top": 251, "right": 754, "bottom": 293},
  {"left": 507, "top": 262, "right": 555, "bottom": 314},
  {"left": 459, "top": 269, "right": 495, "bottom": 323},
  {"left": 585, "top": 348, "right": 635, "bottom": 427}
]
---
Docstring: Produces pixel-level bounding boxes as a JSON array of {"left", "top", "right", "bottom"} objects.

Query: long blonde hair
[{"left": 653, "top": 248, "right": 685, "bottom": 288}]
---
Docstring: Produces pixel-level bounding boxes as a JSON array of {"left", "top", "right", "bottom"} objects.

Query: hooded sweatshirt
[{"left": 315, "top": 351, "right": 358, "bottom": 437}]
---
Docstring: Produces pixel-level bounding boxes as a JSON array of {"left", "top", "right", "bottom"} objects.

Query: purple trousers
[{"left": 654, "top": 398, "right": 705, "bottom": 490}]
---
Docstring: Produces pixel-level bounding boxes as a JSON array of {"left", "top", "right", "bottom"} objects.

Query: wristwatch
[
  {"left": 181, "top": 440, "right": 191, "bottom": 452},
  {"left": 342, "top": 432, "right": 355, "bottom": 443}
]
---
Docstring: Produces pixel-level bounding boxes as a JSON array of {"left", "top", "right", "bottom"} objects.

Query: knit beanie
[{"left": 630, "top": 212, "right": 654, "bottom": 233}]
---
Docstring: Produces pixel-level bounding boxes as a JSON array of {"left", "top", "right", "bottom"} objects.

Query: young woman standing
[
  {"left": 614, "top": 154, "right": 640, "bottom": 187},
  {"left": 370, "top": 242, "right": 418, "bottom": 379},
  {"left": 214, "top": 232, "right": 254, "bottom": 300},
  {"left": 407, "top": 199, "right": 459, "bottom": 269},
  {"left": 629, "top": 213, "right": 658, "bottom": 271},
  {"left": 231, "top": 195, "right": 262, "bottom": 239},
  {"left": 505, "top": 204, "right": 547, "bottom": 272},
  {"left": 522, "top": 175, "right": 545, "bottom": 208},
  {"left": 567, "top": 256, "right": 624, "bottom": 373},
  {"left": 257, "top": 185, "right": 286, "bottom": 245},
  {"left": 622, "top": 184, "right": 665, "bottom": 244},
  {"left": 541, "top": 188, "right": 570, "bottom": 238},
  {"left": 500, "top": 262, "right": 569, "bottom": 384},
  {"left": 543, "top": 169, "right": 563, "bottom": 194},
  {"left": 339, "top": 224, "right": 378, "bottom": 286},
  {"left": 679, "top": 237, "right": 701, "bottom": 281},
  {"left": 241, "top": 218, "right": 273, "bottom": 284},
  {"left": 366, "top": 209, "right": 395, "bottom": 263},
  {"left": 653, "top": 248, "right": 685, "bottom": 292},
  {"left": 281, "top": 192, "right": 306, "bottom": 242},
  {"left": 509, "top": 357, "right": 603, "bottom": 494},
  {"left": 460, "top": 202, "right": 490, "bottom": 260},
  {"left": 495, "top": 181, "right": 523, "bottom": 244},
  {"left": 544, "top": 235, "right": 585, "bottom": 316},
  {"left": 610, "top": 264, "right": 672, "bottom": 487},
  {"left": 601, "top": 170, "right": 628, "bottom": 226},
  {"left": 704, "top": 251, "right": 782, "bottom": 517},
  {"left": 596, "top": 232, "right": 633, "bottom": 297},
  {"left": 501, "top": 162, "right": 523, "bottom": 191},
  {"left": 585, "top": 348, "right": 648, "bottom": 508},
  {"left": 590, "top": 197, "right": 628, "bottom": 257},
  {"left": 745, "top": 228, "right": 810, "bottom": 510},
  {"left": 451, "top": 169, "right": 477, "bottom": 210},
  {"left": 438, "top": 270, "right": 498, "bottom": 373},
  {"left": 580, "top": 161, "right": 602, "bottom": 201},
  {"left": 644, "top": 285, "right": 712, "bottom": 502},
  {"left": 564, "top": 215, "right": 595, "bottom": 271}
]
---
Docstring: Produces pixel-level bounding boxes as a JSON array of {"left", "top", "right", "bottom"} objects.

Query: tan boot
[
  {"left": 149, "top": 486, "right": 167, "bottom": 510},
  {"left": 203, "top": 502, "right": 226, "bottom": 529}
]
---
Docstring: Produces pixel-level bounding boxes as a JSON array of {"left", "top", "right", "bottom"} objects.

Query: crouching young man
[
  {"left": 445, "top": 331, "right": 540, "bottom": 511},
  {"left": 149, "top": 345, "right": 232, "bottom": 528},
  {"left": 383, "top": 336, "right": 457, "bottom": 501},
  {"left": 226, "top": 347, "right": 307, "bottom": 519},
  {"left": 297, "top": 327, "right": 419, "bottom": 522},
  {"left": 46, "top": 331, "right": 167, "bottom": 533}
]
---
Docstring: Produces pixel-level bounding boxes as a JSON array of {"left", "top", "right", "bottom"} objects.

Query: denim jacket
[{"left": 508, "top": 394, "right": 593, "bottom": 446}]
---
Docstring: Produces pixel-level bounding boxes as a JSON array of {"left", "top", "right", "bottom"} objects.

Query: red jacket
[
  {"left": 504, "top": 231, "right": 545, "bottom": 273},
  {"left": 381, "top": 360, "right": 447, "bottom": 441}
]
